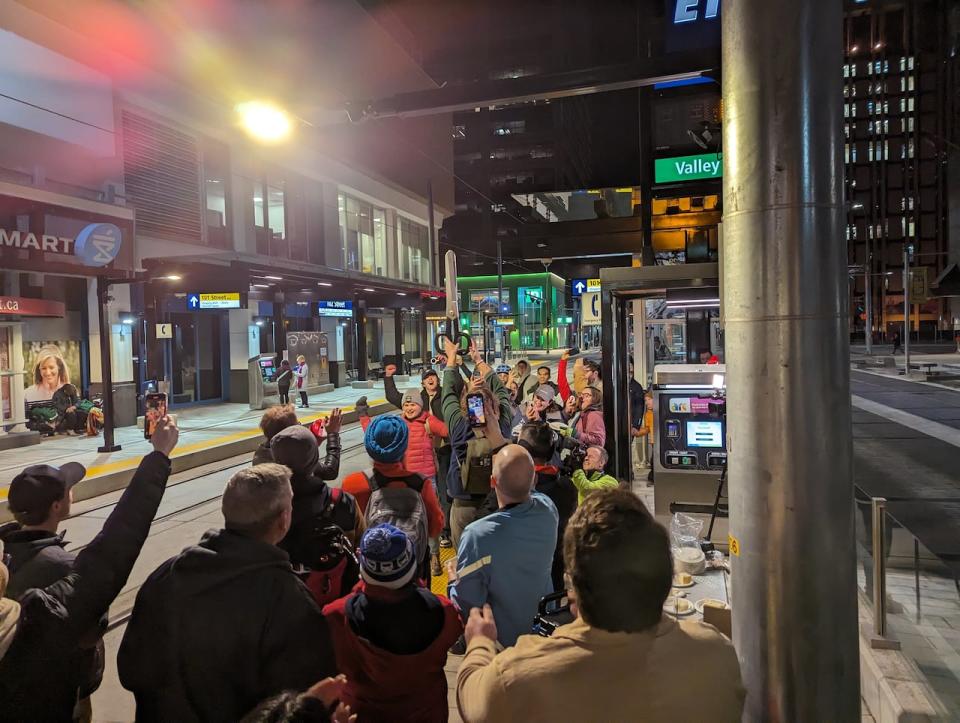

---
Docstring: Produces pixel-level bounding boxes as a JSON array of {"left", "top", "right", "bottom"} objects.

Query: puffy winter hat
[
  {"left": 364, "top": 414, "right": 409, "bottom": 463},
  {"left": 270, "top": 425, "right": 320, "bottom": 475},
  {"left": 401, "top": 390, "right": 424, "bottom": 410},
  {"left": 359, "top": 524, "right": 417, "bottom": 589},
  {"left": 534, "top": 385, "right": 556, "bottom": 404}
]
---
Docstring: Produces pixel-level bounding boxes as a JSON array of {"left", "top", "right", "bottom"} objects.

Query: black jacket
[
  {"left": 0, "top": 524, "right": 74, "bottom": 600},
  {"left": 476, "top": 466, "right": 577, "bottom": 592},
  {"left": 281, "top": 473, "right": 360, "bottom": 568},
  {"left": 0, "top": 451, "right": 171, "bottom": 723},
  {"left": 252, "top": 430, "right": 341, "bottom": 478},
  {"left": 118, "top": 528, "right": 336, "bottom": 723},
  {"left": 630, "top": 378, "right": 645, "bottom": 428},
  {"left": 384, "top": 375, "right": 443, "bottom": 419}
]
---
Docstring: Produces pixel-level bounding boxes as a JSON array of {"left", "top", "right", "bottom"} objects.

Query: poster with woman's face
[{"left": 22, "top": 341, "right": 81, "bottom": 404}]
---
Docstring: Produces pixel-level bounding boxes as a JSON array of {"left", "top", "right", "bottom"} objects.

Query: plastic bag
[{"left": 670, "top": 512, "right": 703, "bottom": 554}]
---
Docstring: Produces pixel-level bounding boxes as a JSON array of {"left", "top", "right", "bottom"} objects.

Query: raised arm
[
  {"left": 383, "top": 364, "right": 404, "bottom": 409},
  {"left": 557, "top": 353, "right": 572, "bottom": 402}
]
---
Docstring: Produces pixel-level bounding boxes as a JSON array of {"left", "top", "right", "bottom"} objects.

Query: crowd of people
[{"left": 0, "top": 345, "right": 744, "bottom": 722}]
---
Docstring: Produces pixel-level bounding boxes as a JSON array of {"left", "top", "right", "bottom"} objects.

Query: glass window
[
  {"left": 398, "top": 217, "right": 431, "bottom": 285},
  {"left": 254, "top": 191, "right": 265, "bottom": 228},
  {"left": 268, "top": 185, "right": 285, "bottom": 241},
  {"left": 373, "top": 209, "right": 387, "bottom": 276},
  {"left": 337, "top": 191, "right": 386, "bottom": 274}
]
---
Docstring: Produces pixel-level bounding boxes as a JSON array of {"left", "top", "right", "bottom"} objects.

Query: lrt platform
[{"left": 0, "top": 383, "right": 398, "bottom": 521}]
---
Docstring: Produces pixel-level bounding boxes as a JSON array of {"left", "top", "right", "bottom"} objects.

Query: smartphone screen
[
  {"left": 466, "top": 393, "right": 486, "bottom": 428},
  {"left": 144, "top": 393, "right": 168, "bottom": 440}
]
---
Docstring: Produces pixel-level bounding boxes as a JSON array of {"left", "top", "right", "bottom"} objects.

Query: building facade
[{"left": 0, "top": 0, "right": 451, "bottom": 435}]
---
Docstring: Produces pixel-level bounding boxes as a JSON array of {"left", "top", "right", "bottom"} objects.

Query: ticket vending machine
[
  {"left": 652, "top": 364, "right": 727, "bottom": 540},
  {"left": 248, "top": 354, "right": 280, "bottom": 410}
]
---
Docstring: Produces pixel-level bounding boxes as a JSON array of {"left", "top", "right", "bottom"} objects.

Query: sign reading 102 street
[
  {"left": 188, "top": 292, "right": 242, "bottom": 310},
  {"left": 655, "top": 153, "right": 723, "bottom": 184}
]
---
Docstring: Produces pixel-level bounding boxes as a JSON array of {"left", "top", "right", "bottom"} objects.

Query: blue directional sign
[{"left": 571, "top": 278, "right": 587, "bottom": 297}]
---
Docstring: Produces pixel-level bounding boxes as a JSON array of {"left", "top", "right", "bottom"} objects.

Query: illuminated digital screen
[{"left": 686, "top": 420, "right": 724, "bottom": 448}]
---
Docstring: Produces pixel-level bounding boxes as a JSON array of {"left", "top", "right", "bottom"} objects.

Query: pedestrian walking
[{"left": 891, "top": 330, "right": 902, "bottom": 355}]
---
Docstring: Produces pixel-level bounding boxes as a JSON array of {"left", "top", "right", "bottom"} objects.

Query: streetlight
[{"left": 236, "top": 101, "right": 293, "bottom": 144}]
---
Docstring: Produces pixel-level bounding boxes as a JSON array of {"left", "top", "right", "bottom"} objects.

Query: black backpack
[{"left": 286, "top": 486, "right": 359, "bottom": 607}]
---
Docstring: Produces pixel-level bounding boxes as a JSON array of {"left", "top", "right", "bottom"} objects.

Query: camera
[{"left": 560, "top": 442, "right": 587, "bottom": 476}]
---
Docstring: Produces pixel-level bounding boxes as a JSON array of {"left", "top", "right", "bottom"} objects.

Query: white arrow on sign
[
  {"left": 574, "top": 281, "right": 585, "bottom": 294},
  {"left": 188, "top": 295, "right": 199, "bottom": 309}
]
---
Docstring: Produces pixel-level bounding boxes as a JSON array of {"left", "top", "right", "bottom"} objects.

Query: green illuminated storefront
[{"left": 456, "top": 273, "right": 571, "bottom": 352}]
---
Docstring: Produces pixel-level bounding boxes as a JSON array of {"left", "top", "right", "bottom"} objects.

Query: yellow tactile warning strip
[
  {"left": 0, "top": 400, "right": 386, "bottom": 500},
  {"left": 430, "top": 545, "right": 456, "bottom": 596}
]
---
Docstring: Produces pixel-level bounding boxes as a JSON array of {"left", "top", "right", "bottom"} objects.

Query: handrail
[{"left": 872, "top": 497, "right": 888, "bottom": 639}]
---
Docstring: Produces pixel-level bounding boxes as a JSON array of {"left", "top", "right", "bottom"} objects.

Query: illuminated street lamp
[{"left": 236, "top": 101, "right": 293, "bottom": 143}]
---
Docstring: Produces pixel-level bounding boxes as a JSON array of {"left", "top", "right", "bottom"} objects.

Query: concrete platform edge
[{"left": 0, "top": 403, "right": 395, "bottom": 523}]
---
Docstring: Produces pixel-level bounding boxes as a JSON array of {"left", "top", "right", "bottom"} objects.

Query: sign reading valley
[{"left": 655, "top": 153, "right": 723, "bottom": 184}]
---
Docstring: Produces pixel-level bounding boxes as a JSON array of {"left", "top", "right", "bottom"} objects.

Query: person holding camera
[
  {"left": 440, "top": 338, "right": 514, "bottom": 548},
  {"left": 571, "top": 446, "right": 619, "bottom": 505},
  {"left": 456, "top": 490, "right": 744, "bottom": 723}
]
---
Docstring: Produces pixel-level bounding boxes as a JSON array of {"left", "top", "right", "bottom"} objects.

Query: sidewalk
[{"left": 0, "top": 381, "right": 409, "bottom": 517}]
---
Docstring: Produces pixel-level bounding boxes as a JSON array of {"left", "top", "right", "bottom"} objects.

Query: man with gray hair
[
  {"left": 119, "top": 463, "right": 335, "bottom": 722},
  {"left": 448, "top": 445, "right": 558, "bottom": 647}
]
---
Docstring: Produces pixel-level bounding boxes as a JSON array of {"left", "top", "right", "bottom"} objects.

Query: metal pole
[
  {"left": 427, "top": 180, "right": 439, "bottom": 288},
  {"left": 903, "top": 244, "right": 911, "bottom": 372},
  {"left": 865, "top": 254, "right": 873, "bottom": 355},
  {"left": 97, "top": 275, "right": 121, "bottom": 453},
  {"left": 722, "top": 0, "right": 859, "bottom": 719},
  {"left": 497, "top": 238, "right": 504, "bottom": 362},
  {"left": 871, "top": 497, "right": 887, "bottom": 638}
]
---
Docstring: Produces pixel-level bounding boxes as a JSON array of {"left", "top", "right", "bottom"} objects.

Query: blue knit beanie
[
  {"left": 359, "top": 524, "right": 417, "bottom": 589},
  {"left": 364, "top": 414, "right": 409, "bottom": 463}
]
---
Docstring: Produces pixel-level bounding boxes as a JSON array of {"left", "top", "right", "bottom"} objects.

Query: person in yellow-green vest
[{"left": 571, "top": 446, "right": 618, "bottom": 504}]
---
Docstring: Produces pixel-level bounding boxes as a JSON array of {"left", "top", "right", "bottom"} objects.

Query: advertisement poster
[{"left": 22, "top": 341, "right": 81, "bottom": 403}]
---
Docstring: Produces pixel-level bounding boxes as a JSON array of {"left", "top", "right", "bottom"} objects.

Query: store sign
[
  {"left": 0, "top": 296, "right": 65, "bottom": 317},
  {"left": 188, "top": 292, "right": 242, "bottom": 310},
  {"left": 655, "top": 153, "right": 723, "bottom": 183},
  {"left": 0, "top": 222, "right": 123, "bottom": 268},
  {"left": 672, "top": 0, "right": 719, "bottom": 24},
  {"left": 587, "top": 278, "right": 601, "bottom": 292},
  {"left": 318, "top": 300, "right": 353, "bottom": 318}
]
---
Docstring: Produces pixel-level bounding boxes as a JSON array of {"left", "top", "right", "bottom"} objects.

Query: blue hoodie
[{"left": 449, "top": 492, "right": 558, "bottom": 647}]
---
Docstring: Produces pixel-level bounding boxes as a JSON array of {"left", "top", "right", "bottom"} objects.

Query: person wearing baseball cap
[
  {"left": 0, "top": 462, "right": 85, "bottom": 602},
  {"left": 322, "top": 524, "right": 463, "bottom": 722},
  {"left": 0, "top": 415, "right": 179, "bottom": 722}
]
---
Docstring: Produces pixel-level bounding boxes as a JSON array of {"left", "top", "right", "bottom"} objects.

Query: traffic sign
[
  {"left": 156, "top": 323, "right": 172, "bottom": 339},
  {"left": 581, "top": 292, "right": 601, "bottom": 326},
  {"left": 188, "top": 292, "right": 242, "bottom": 310},
  {"left": 571, "top": 278, "right": 587, "bottom": 297},
  {"left": 587, "top": 278, "right": 601, "bottom": 292}
]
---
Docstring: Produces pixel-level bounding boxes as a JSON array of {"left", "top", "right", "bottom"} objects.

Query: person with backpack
[
  {"left": 341, "top": 415, "right": 445, "bottom": 577},
  {"left": 276, "top": 359, "right": 293, "bottom": 405},
  {"left": 358, "top": 390, "right": 449, "bottom": 576},
  {"left": 119, "top": 463, "right": 337, "bottom": 722},
  {"left": 440, "top": 338, "right": 515, "bottom": 548},
  {"left": 271, "top": 425, "right": 363, "bottom": 607},
  {"left": 322, "top": 524, "right": 463, "bottom": 722}
]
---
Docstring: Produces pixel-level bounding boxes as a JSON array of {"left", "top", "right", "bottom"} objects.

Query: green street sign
[{"left": 655, "top": 153, "right": 723, "bottom": 183}]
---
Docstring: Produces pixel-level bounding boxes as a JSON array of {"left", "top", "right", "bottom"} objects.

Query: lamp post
[{"left": 903, "top": 243, "right": 911, "bottom": 373}]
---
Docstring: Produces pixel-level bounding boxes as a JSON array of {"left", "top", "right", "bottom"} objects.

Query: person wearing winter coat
[
  {"left": 52, "top": 383, "right": 87, "bottom": 435},
  {"left": 295, "top": 354, "right": 309, "bottom": 408},
  {"left": 574, "top": 386, "right": 606, "bottom": 448},
  {"left": 0, "top": 458, "right": 106, "bottom": 712},
  {"left": 341, "top": 416, "right": 445, "bottom": 558},
  {"left": 271, "top": 424, "right": 363, "bottom": 553},
  {"left": 383, "top": 363, "right": 457, "bottom": 547},
  {"left": 0, "top": 417, "right": 178, "bottom": 723},
  {"left": 456, "top": 490, "right": 744, "bottom": 723},
  {"left": 253, "top": 406, "right": 343, "bottom": 477},
  {"left": 119, "top": 463, "right": 336, "bottom": 723},
  {"left": 571, "top": 446, "right": 619, "bottom": 505},
  {"left": 359, "top": 392, "right": 448, "bottom": 480},
  {"left": 323, "top": 524, "right": 463, "bottom": 722},
  {"left": 275, "top": 359, "right": 293, "bottom": 405}
]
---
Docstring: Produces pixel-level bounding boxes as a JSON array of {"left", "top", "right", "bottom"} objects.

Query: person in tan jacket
[{"left": 456, "top": 488, "right": 744, "bottom": 723}]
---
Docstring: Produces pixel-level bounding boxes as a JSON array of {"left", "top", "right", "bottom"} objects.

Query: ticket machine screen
[
  {"left": 258, "top": 358, "right": 276, "bottom": 383},
  {"left": 686, "top": 420, "right": 724, "bottom": 448}
]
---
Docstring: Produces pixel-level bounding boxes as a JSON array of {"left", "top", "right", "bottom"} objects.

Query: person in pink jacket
[
  {"left": 574, "top": 386, "right": 606, "bottom": 448},
  {"left": 358, "top": 391, "right": 449, "bottom": 576}
]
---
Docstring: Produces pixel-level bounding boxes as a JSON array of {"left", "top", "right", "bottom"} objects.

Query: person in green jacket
[{"left": 571, "top": 446, "right": 619, "bottom": 504}]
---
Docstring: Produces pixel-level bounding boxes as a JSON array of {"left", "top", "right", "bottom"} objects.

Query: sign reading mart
[{"left": 655, "top": 153, "right": 723, "bottom": 184}]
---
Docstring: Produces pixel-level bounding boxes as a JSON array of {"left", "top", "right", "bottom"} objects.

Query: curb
[{"left": 0, "top": 402, "right": 395, "bottom": 523}]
